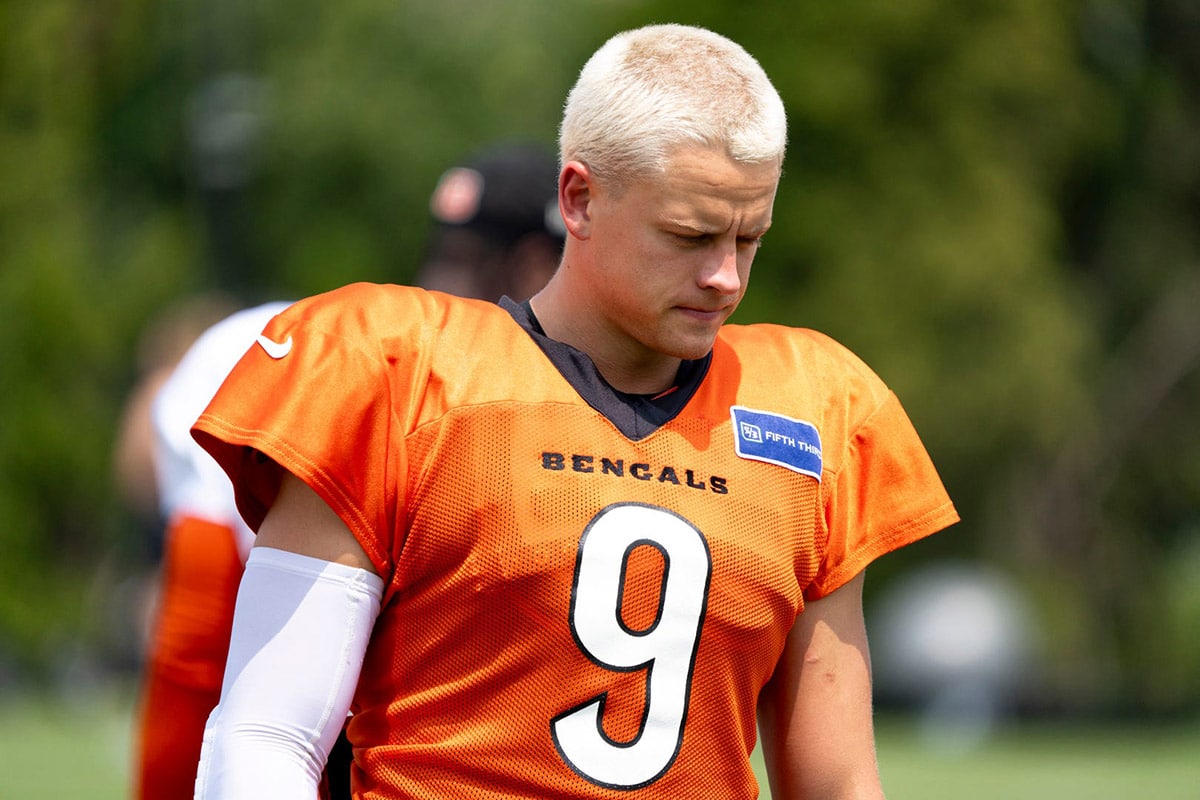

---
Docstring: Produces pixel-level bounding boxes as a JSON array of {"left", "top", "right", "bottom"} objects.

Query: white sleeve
[
  {"left": 194, "top": 547, "right": 384, "bottom": 799},
  {"left": 152, "top": 301, "right": 292, "bottom": 557}
]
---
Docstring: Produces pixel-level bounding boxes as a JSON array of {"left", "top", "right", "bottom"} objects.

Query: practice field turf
[
  {"left": 872, "top": 716, "right": 1200, "bottom": 800},
  {"left": 2, "top": 688, "right": 1199, "bottom": 799}
]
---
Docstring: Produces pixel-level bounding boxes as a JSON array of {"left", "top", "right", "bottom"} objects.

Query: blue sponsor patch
[{"left": 730, "top": 405, "right": 823, "bottom": 480}]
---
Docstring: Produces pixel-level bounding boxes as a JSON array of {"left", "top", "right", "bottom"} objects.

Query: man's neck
[{"left": 528, "top": 289, "right": 682, "bottom": 396}]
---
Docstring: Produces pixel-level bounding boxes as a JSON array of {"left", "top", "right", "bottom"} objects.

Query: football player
[{"left": 192, "top": 24, "right": 958, "bottom": 800}]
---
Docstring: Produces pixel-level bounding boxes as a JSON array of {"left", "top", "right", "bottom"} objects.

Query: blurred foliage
[{"left": 0, "top": 0, "right": 1197, "bottom": 714}]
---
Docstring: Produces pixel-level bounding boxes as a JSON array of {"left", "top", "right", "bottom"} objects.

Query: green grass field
[
  {"left": 873, "top": 716, "right": 1200, "bottom": 800},
  {"left": 2, "top": 687, "right": 1198, "bottom": 799},
  {"left": 0, "top": 689, "right": 135, "bottom": 799}
]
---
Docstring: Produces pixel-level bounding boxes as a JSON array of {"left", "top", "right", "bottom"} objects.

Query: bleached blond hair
[{"left": 559, "top": 24, "right": 787, "bottom": 188}]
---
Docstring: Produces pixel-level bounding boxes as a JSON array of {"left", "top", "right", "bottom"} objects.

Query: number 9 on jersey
[{"left": 551, "top": 503, "right": 713, "bottom": 789}]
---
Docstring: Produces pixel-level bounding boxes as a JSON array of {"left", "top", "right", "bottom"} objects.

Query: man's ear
[{"left": 559, "top": 161, "right": 593, "bottom": 240}]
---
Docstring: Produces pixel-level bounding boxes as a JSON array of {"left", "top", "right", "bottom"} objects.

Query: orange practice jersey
[{"left": 194, "top": 283, "right": 958, "bottom": 799}]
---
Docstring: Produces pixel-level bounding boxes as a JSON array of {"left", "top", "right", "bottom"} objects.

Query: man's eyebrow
[
  {"left": 662, "top": 217, "right": 710, "bottom": 232},
  {"left": 661, "top": 213, "right": 772, "bottom": 237},
  {"left": 663, "top": 219, "right": 750, "bottom": 235}
]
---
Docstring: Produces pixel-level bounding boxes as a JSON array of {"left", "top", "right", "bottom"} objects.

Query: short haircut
[{"left": 559, "top": 24, "right": 787, "bottom": 188}]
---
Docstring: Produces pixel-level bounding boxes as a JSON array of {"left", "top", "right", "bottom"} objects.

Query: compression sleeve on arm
[{"left": 194, "top": 547, "right": 384, "bottom": 799}]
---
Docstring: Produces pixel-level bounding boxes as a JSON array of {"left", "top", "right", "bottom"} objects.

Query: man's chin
[{"left": 663, "top": 331, "right": 720, "bottom": 362}]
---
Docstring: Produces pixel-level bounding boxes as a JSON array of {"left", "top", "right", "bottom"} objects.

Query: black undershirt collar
[{"left": 500, "top": 297, "right": 711, "bottom": 441}]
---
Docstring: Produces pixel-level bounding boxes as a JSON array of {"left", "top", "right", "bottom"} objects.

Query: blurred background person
[
  {"left": 134, "top": 300, "right": 289, "bottom": 800},
  {"left": 418, "top": 140, "right": 564, "bottom": 301},
  {"left": 126, "top": 139, "right": 564, "bottom": 800},
  {"left": 112, "top": 294, "right": 242, "bottom": 559}
]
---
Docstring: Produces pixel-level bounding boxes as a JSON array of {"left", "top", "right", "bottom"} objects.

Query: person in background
[
  {"left": 113, "top": 293, "right": 240, "bottom": 546},
  {"left": 192, "top": 24, "right": 958, "bottom": 800},
  {"left": 129, "top": 140, "right": 563, "bottom": 800},
  {"left": 418, "top": 140, "right": 564, "bottom": 301},
  {"left": 110, "top": 293, "right": 239, "bottom": 670}
]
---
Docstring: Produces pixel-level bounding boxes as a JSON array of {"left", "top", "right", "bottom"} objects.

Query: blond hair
[{"left": 559, "top": 24, "right": 787, "bottom": 187}]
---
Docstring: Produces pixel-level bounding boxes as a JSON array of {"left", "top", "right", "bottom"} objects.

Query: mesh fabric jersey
[{"left": 195, "top": 284, "right": 957, "bottom": 799}]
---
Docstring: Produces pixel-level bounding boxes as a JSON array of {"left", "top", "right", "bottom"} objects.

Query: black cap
[{"left": 429, "top": 141, "right": 565, "bottom": 245}]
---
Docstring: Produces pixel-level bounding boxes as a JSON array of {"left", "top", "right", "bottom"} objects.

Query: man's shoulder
[
  {"left": 291, "top": 282, "right": 450, "bottom": 315},
  {"left": 717, "top": 322, "right": 875, "bottom": 378},
  {"left": 281, "top": 283, "right": 506, "bottom": 340},
  {"left": 710, "top": 322, "right": 894, "bottom": 425}
]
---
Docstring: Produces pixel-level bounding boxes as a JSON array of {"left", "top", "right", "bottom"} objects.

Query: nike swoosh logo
[{"left": 256, "top": 334, "right": 293, "bottom": 359}]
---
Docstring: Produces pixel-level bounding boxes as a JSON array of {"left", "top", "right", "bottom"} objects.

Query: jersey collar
[{"left": 501, "top": 297, "right": 711, "bottom": 441}]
